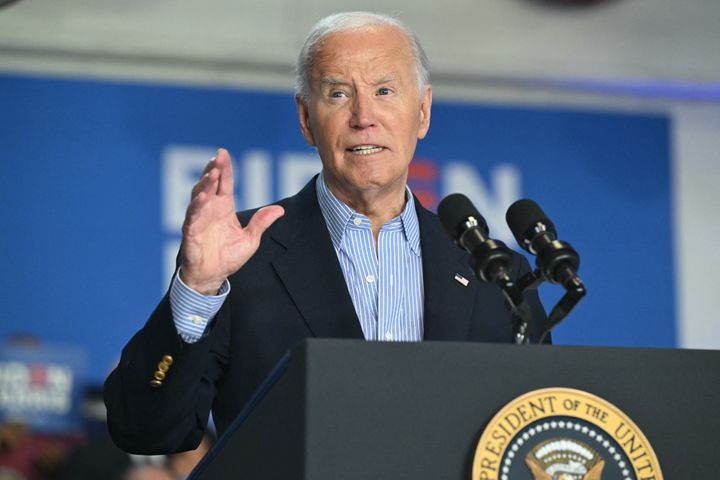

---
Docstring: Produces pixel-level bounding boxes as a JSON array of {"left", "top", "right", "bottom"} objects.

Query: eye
[
  {"left": 330, "top": 90, "right": 347, "bottom": 98},
  {"left": 377, "top": 87, "right": 392, "bottom": 96}
]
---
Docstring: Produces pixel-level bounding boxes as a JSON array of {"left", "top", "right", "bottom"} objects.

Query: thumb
[{"left": 245, "top": 205, "right": 285, "bottom": 239}]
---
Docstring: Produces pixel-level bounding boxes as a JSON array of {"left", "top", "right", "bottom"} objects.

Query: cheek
[{"left": 311, "top": 113, "right": 344, "bottom": 147}]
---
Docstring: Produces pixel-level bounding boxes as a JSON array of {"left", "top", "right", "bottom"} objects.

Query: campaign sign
[
  {"left": 0, "top": 73, "right": 674, "bottom": 383},
  {"left": 0, "top": 342, "right": 86, "bottom": 432}
]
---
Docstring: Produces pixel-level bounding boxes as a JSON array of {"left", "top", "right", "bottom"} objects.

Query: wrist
[{"left": 177, "top": 268, "right": 224, "bottom": 296}]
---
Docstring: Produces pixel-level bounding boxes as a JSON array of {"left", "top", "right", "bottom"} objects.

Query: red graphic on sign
[
  {"left": 29, "top": 364, "right": 47, "bottom": 388},
  {"left": 409, "top": 157, "right": 439, "bottom": 210}
]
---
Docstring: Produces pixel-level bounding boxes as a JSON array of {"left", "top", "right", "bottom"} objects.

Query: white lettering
[
  {"left": 162, "top": 145, "right": 216, "bottom": 231},
  {"left": 0, "top": 362, "right": 73, "bottom": 414},
  {"left": 279, "top": 152, "right": 321, "bottom": 198},
  {"left": 240, "top": 150, "right": 272, "bottom": 209},
  {"left": 443, "top": 162, "right": 522, "bottom": 246}
]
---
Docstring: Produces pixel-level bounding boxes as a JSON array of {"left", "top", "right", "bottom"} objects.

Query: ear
[
  {"left": 417, "top": 85, "right": 432, "bottom": 140},
  {"left": 295, "top": 95, "right": 316, "bottom": 146}
]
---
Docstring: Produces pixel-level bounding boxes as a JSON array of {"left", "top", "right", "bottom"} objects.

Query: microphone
[
  {"left": 506, "top": 199, "right": 580, "bottom": 289},
  {"left": 506, "top": 198, "right": 586, "bottom": 338},
  {"left": 438, "top": 193, "right": 532, "bottom": 343},
  {"left": 438, "top": 193, "right": 512, "bottom": 285}
]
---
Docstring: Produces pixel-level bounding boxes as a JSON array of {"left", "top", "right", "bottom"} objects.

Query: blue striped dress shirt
[
  {"left": 170, "top": 271, "right": 229, "bottom": 343},
  {"left": 315, "top": 174, "right": 424, "bottom": 341},
  {"left": 170, "top": 173, "right": 424, "bottom": 343}
]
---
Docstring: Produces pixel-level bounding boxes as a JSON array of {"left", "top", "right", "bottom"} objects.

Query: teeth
[{"left": 350, "top": 145, "right": 383, "bottom": 155}]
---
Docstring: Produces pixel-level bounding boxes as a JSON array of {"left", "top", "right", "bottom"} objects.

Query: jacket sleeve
[{"left": 103, "top": 293, "right": 230, "bottom": 454}]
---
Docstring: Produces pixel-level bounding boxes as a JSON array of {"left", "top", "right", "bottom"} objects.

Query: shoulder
[{"left": 236, "top": 175, "right": 320, "bottom": 226}]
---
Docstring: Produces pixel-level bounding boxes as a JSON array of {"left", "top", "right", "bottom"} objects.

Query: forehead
[{"left": 310, "top": 25, "right": 414, "bottom": 80}]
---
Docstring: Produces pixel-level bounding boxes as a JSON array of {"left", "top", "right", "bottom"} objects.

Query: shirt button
[
  {"left": 385, "top": 332, "right": 393, "bottom": 341},
  {"left": 190, "top": 315, "right": 203, "bottom": 325},
  {"left": 353, "top": 217, "right": 362, "bottom": 226},
  {"left": 365, "top": 274, "right": 375, "bottom": 283}
]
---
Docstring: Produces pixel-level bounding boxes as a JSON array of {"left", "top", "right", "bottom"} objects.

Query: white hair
[{"left": 294, "top": 11, "right": 430, "bottom": 104}]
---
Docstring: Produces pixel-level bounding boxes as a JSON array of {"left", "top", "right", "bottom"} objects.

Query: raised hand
[{"left": 178, "top": 148, "right": 284, "bottom": 295}]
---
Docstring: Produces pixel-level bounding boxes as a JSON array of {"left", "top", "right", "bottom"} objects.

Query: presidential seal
[{"left": 471, "top": 388, "right": 662, "bottom": 480}]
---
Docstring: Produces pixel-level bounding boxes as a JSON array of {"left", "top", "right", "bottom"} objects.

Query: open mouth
[{"left": 347, "top": 145, "right": 385, "bottom": 155}]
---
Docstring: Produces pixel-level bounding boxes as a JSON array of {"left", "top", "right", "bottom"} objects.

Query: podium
[{"left": 190, "top": 339, "right": 719, "bottom": 479}]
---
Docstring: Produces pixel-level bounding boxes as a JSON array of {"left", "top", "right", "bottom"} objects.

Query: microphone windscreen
[
  {"left": 437, "top": 193, "right": 489, "bottom": 239},
  {"left": 506, "top": 199, "right": 556, "bottom": 246}
]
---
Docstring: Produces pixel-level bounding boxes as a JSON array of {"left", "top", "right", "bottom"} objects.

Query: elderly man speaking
[{"left": 104, "top": 11, "right": 547, "bottom": 454}]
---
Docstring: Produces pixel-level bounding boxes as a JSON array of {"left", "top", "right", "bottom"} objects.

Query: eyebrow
[
  {"left": 319, "top": 74, "right": 399, "bottom": 88},
  {"left": 375, "top": 75, "right": 397, "bottom": 85},
  {"left": 319, "top": 76, "right": 348, "bottom": 88}
]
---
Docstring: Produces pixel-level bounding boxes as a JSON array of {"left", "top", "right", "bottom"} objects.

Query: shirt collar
[{"left": 316, "top": 172, "right": 421, "bottom": 256}]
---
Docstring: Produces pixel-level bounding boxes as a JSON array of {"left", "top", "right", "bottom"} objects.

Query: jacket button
[
  {"left": 150, "top": 379, "right": 162, "bottom": 388},
  {"left": 162, "top": 355, "right": 174, "bottom": 366}
]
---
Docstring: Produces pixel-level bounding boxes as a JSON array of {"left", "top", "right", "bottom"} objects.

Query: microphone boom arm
[
  {"left": 464, "top": 236, "right": 533, "bottom": 344},
  {"left": 542, "top": 274, "right": 586, "bottom": 343}
]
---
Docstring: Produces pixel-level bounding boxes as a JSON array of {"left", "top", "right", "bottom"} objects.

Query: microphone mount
[
  {"left": 439, "top": 194, "right": 532, "bottom": 344},
  {"left": 506, "top": 199, "right": 587, "bottom": 342}
]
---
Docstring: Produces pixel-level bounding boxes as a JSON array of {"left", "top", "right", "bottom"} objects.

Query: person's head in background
[
  {"left": 166, "top": 432, "right": 214, "bottom": 478},
  {"left": 123, "top": 465, "right": 174, "bottom": 480}
]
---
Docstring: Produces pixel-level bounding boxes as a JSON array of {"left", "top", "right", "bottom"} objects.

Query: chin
[{"left": 355, "top": 174, "right": 405, "bottom": 193}]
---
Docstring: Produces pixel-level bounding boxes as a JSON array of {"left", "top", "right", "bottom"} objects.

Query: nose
[{"left": 349, "top": 93, "right": 376, "bottom": 129}]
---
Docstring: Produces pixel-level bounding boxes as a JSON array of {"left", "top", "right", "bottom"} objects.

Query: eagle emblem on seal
[{"left": 525, "top": 438, "right": 605, "bottom": 480}]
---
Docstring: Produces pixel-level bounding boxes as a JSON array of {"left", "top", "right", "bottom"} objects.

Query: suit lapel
[
  {"left": 417, "top": 201, "right": 477, "bottom": 341},
  {"left": 269, "top": 179, "right": 364, "bottom": 339},
  {"left": 267, "top": 183, "right": 476, "bottom": 342}
]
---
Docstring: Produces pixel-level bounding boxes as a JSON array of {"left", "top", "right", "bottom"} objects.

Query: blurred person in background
[
  {"left": 122, "top": 465, "right": 174, "bottom": 480},
  {"left": 0, "top": 334, "right": 85, "bottom": 480}
]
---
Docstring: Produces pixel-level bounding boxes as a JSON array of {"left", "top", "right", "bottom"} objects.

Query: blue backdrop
[{"left": 0, "top": 73, "right": 675, "bottom": 384}]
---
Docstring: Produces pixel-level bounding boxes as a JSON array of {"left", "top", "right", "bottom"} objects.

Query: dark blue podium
[{"left": 190, "top": 339, "right": 719, "bottom": 479}]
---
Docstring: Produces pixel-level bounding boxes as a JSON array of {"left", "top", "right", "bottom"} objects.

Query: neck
[{"left": 325, "top": 179, "right": 408, "bottom": 246}]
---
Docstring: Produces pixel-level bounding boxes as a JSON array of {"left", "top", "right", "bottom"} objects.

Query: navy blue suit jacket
[{"left": 103, "top": 177, "right": 547, "bottom": 454}]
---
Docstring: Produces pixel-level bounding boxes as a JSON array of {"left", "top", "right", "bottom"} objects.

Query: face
[
  {"left": 124, "top": 467, "right": 174, "bottom": 480},
  {"left": 296, "top": 25, "right": 432, "bottom": 206}
]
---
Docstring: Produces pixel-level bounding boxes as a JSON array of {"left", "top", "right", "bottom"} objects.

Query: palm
[{"left": 179, "top": 149, "right": 284, "bottom": 294}]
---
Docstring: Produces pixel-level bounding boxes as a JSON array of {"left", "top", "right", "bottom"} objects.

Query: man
[{"left": 104, "top": 12, "right": 547, "bottom": 455}]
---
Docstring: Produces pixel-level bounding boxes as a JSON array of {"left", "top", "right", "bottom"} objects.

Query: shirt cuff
[{"left": 169, "top": 269, "right": 230, "bottom": 344}]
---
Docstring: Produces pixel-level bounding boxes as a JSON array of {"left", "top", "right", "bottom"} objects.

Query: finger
[
  {"left": 200, "top": 153, "right": 220, "bottom": 176},
  {"left": 183, "top": 191, "right": 210, "bottom": 232},
  {"left": 192, "top": 152, "right": 223, "bottom": 192},
  {"left": 245, "top": 205, "right": 285, "bottom": 240},
  {"left": 185, "top": 181, "right": 227, "bottom": 227},
  {"left": 215, "top": 148, "right": 235, "bottom": 196},
  {"left": 191, "top": 167, "right": 220, "bottom": 199},
  {"left": 193, "top": 151, "right": 219, "bottom": 191}
]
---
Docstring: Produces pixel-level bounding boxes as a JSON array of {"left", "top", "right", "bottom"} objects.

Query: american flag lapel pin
[{"left": 454, "top": 273, "right": 469, "bottom": 287}]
